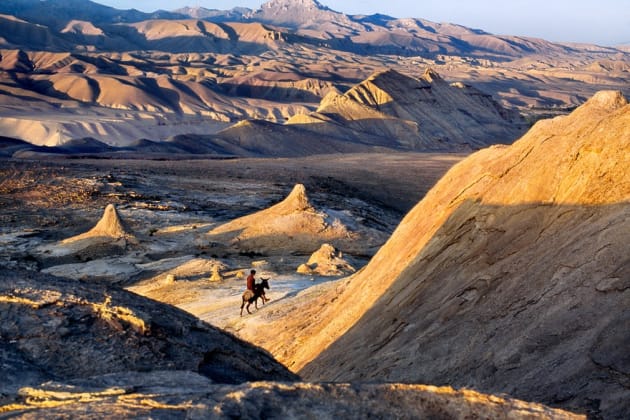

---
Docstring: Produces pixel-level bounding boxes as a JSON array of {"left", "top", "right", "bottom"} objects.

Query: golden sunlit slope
[{"left": 239, "top": 91, "right": 630, "bottom": 418}]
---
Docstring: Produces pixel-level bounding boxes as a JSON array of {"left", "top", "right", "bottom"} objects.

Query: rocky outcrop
[
  {"left": 301, "top": 68, "right": 527, "bottom": 151},
  {"left": 297, "top": 243, "right": 355, "bottom": 276},
  {"left": 237, "top": 91, "right": 630, "bottom": 418},
  {"left": 34, "top": 204, "right": 133, "bottom": 261},
  {"left": 1, "top": 371, "right": 581, "bottom": 419},
  {"left": 63, "top": 203, "right": 130, "bottom": 243},
  {"left": 206, "top": 184, "right": 387, "bottom": 255},
  {"left": 0, "top": 269, "right": 297, "bottom": 394}
]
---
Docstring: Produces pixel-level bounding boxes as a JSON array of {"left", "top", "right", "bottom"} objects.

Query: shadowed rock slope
[
  {"left": 238, "top": 91, "right": 630, "bottom": 418},
  {"left": 0, "top": 269, "right": 297, "bottom": 396},
  {"left": 210, "top": 68, "right": 527, "bottom": 156}
]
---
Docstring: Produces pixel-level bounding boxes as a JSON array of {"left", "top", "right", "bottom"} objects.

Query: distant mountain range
[
  {"left": 0, "top": 0, "right": 628, "bottom": 156},
  {"left": 0, "top": 0, "right": 624, "bottom": 58}
]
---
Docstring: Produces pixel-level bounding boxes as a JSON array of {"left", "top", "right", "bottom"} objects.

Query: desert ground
[{"left": 0, "top": 152, "right": 462, "bottom": 326}]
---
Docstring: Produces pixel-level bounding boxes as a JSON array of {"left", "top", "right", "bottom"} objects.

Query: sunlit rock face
[
  {"left": 296, "top": 243, "right": 356, "bottom": 276},
  {"left": 239, "top": 91, "right": 630, "bottom": 418}
]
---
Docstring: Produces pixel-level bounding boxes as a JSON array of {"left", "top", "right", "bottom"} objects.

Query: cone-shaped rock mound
[
  {"left": 35, "top": 204, "right": 134, "bottom": 259},
  {"left": 270, "top": 183, "right": 314, "bottom": 214},
  {"left": 207, "top": 184, "right": 385, "bottom": 255},
  {"left": 239, "top": 91, "right": 630, "bottom": 419},
  {"left": 62, "top": 204, "right": 130, "bottom": 244}
]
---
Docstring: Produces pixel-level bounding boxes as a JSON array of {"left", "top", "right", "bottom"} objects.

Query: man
[
  {"left": 246, "top": 269, "right": 256, "bottom": 292},
  {"left": 246, "top": 269, "right": 269, "bottom": 303}
]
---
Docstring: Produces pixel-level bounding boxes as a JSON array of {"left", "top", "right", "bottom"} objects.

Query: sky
[{"left": 96, "top": 0, "right": 630, "bottom": 46}]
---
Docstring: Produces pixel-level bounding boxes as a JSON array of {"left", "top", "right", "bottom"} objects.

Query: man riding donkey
[{"left": 241, "top": 269, "right": 270, "bottom": 316}]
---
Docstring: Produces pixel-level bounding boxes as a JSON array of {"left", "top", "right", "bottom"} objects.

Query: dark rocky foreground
[
  {"left": 3, "top": 373, "right": 582, "bottom": 419},
  {"left": 0, "top": 269, "right": 298, "bottom": 392}
]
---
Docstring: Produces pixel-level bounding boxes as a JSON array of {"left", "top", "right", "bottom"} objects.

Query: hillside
[
  {"left": 0, "top": 269, "right": 297, "bottom": 391},
  {"left": 236, "top": 91, "right": 630, "bottom": 418},
  {"left": 0, "top": 155, "right": 586, "bottom": 418},
  {"left": 297, "top": 68, "right": 527, "bottom": 150},
  {"left": 0, "top": 0, "right": 628, "bottom": 151},
  {"left": 206, "top": 183, "right": 388, "bottom": 255},
  {"left": 0, "top": 0, "right": 624, "bottom": 59}
]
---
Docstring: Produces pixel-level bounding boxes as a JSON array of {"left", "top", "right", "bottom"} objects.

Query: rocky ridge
[
  {"left": 0, "top": 0, "right": 623, "bottom": 59},
  {"left": 2, "top": 370, "right": 581, "bottom": 419},
  {"left": 236, "top": 91, "right": 630, "bottom": 418},
  {"left": 296, "top": 68, "right": 526, "bottom": 150}
]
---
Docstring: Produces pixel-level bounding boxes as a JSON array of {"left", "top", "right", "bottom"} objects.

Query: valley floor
[{"left": 0, "top": 152, "right": 463, "bottom": 330}]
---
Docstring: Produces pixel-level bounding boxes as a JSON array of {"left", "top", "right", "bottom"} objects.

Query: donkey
[{"left": 240, "top": 277, "right": 270, "bottom": 316}]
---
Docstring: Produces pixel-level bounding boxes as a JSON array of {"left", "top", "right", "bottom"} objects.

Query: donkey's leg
[{"left": 240, "top": 298, "right": 246, "bottom": 316}]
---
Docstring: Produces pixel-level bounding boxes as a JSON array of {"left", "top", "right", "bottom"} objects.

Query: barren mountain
[
  {"left": 0, "top": 0, "right": 623, "bottom": 59},
  {"left": 0, "top": 0, "right": 185, "bottom": 31},
  {"left": 296, "top": 68, "right": 527, "bottom": 150},
  {"left": 236, "top": 91, "right": 630, "bottom": 418},
  {"left": 0, "top": 0, "right": 628, "bottom": 151},
  {"left": 160, "top": 68, "right": 527, "bottom": 156}
]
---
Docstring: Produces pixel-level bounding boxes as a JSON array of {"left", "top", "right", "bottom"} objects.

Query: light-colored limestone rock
[{"left": 35, "top": 204, "right": 134, "bottom": 259}]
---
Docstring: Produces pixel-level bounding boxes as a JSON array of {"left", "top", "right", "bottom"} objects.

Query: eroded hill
[
  {"left": 0, "top": 155, "right": 584, "bottom": 419},
  {"left": 235, "top": 91, "right": 630, "bottom": 418},
  {"left": 0, "top": 0, "right": 628, "bottom": 151}
]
